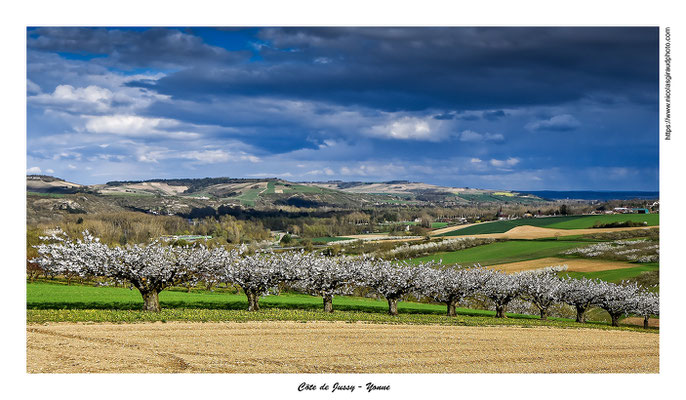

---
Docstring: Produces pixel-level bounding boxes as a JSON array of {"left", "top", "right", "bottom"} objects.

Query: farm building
[{"left": 631, "top": 208, "right": 650, "bottom": 214}]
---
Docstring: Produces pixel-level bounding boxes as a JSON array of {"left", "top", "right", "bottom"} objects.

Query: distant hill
[
  {"left": 523, "top": 190, "right": 659, "bottom": 201},
  {"left": 27, "top": 175, "right": 82, "bottom": 194},
  {"left": 26, "top": 175, "right": 549, "bottom": 223}
]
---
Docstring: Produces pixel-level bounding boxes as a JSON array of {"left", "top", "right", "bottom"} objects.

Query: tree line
[{"left": 32, "top": 231, "right": 658, "bottom": 328}]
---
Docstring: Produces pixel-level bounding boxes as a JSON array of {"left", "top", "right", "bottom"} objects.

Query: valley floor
[{"left": 27, "top": 321, "right": 658, "bottom": 373}]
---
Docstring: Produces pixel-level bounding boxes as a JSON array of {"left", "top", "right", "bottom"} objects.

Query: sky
[{"left": 26, "top": 27, "right": 659, "bottom": 191}]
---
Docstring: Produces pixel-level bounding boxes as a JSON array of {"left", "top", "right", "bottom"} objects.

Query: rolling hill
[{"left": 27, "top": 175, "right": 549, "bottom": 224}]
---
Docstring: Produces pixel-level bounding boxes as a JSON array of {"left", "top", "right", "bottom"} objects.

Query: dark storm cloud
[
  {"left": 526, "top": 114, "right": 581, "bottom": 132},
  {"left": 127, "top": 27, "right": 657, "bottom": 111},
  {"left": 483, "top": 110, "right": 506, "bottom": 121},
  {"left": 432, "top": 112, "right": 455, "bottom": 120},
  {"left": 26, "top": 27, "right": 659, "bottom": 190},
  {"left": 28, "top": 27, "right": 251, "bottom": 69}
]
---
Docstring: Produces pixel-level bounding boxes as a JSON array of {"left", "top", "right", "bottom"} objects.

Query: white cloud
[
  {"left": 85, "top": 115, "right": 170, "bottom": 134},
  {"left": 51, "top": 151, "right": 82, "bottom": 161},
  {"left": 83, "top": 115, "right": 200, "bottom": 139},
  {"left": 246, "top": 172, "right": 294, "bottom": 178},
  {"left": 339, "top": 163, "right": 406, "bottom": 177},
  {"left": 179, "top": 150, "right": 232, "bottom": 163},
  {"left": 54, "top": 85, "right": 112, "bottom": 103},
  {"left": 313, "top": 57, "right": 332, "bottom": 64},
  {"left": 490, "top": 157, "right": 520, "bottom": 168},
  {"left": 460, "top": 130, "right": 482, "bottom": 142},
  {"left": 368, "top": 116, "right": 445, "bottom": 141},
  {"left": 27, "top": 79, "right": 42, "bottom": 94},
  {"left": 28, "top": 78, "right": 169, "bottom": 116},
  {"left": 486, "top": 133, "right": 505, "bottom": 142},
  {"left": 340, "top": 166, "right": 356, "bottom": 175},
  {"left": 180, "top": 150, "right": 260, "bottom": 164},
  {"left": 30, "top": 84, "right": 113, "bottom": 113},
  {"left": 136, "top": 151, "right": 163, "bottom": 163},
  {"left": 460, "top": 130, "right": 505, "bottom": 143},
  {"left": 303, "top": 167, "right": 336, "bottom": 176},
  {"left": 470, "top": 158, "right": 482, "bottom": 163},
  {"left": 135, "top": 147, "right": 260, "bottom": 165},
  {"left": 526, "top": 114, "right": 580, "bottom": 132},
  {"left": 27, "top": 166, "right": 42, "bottom": 174},
  {"left": 46, "top": 169, "right": 55, "bottom": 174}
]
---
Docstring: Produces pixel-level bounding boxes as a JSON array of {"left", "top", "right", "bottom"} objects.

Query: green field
[
  {"left": 409, "top": 239, "right": 587, "bottom": 266},
  {"left": 265, "top": 181, "right": 276, "bottom": 194},
  {"left": 235, "top": 188, "right": 263, "bottom": 206},
  {"left": 284, "top": 184, "right": 325, "bottom": 194},
  {"left": 545, "top": 213, "right": 659, "bottom": 229},
  {"left": 25, "top": 282, "right": 652, "bottom": 331},
  {"left": 27, "top": 281, "right": 445, "bottom": 313},
  {"left": 27, "top": 191, "right": 66, "bottom": 198},
  {"left": 431, "top": 222, "right": 449, "bottom": 228},
  {"left": 563, "top": 263, "right": 659, "bottom": 283},
  {"left": 26, "top": 281, "right": 522, "bottom": 318},
  {"left": 438, "top": 214, "right": 658, "bottom": 236}
]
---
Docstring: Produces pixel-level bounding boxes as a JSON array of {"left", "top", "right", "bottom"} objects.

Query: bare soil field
[
  {"left": 429, "top": 222, "right": 483, "bottom": 236},
  {"left": 27, "top": 321, "right": 658, "bottom": 373},
  {"left": 488, "top": 257, "right": 638, "bottom": 273},
  {"left": 126, "top": 182, "right": 189, "bottom": 195},
  {"left": 348, "top": 225, "right": 656, "bottom": 243},
  {"left": 467, "top": 225, "right": 657, "bottom": 240}
]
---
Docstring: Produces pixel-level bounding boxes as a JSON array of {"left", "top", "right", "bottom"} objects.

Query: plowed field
[
  {"left": 27, "top": 321, "right": 658, "bottom": 373},
  {"left": 488, "top": 257, "right": 638, "bottom": 273}
]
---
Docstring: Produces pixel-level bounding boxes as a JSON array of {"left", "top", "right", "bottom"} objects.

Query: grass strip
[
  {"left": 25, "top": 308, "right": 656, "bottom": 333},
  {"left": 27, "top": 282, "right": 656, "bottom": 332}
]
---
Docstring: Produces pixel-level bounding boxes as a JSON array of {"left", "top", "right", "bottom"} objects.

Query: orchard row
[{"left": 33, "top": 231, "right": 658, "bottom": 327}]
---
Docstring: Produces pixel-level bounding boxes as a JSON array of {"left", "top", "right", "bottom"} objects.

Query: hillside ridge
[{"left": 27, "top": 175, "right": 548, "bottom": 225}]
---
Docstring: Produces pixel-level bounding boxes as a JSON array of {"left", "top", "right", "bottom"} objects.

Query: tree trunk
[
  {"left": 141, "top": 289, "right": 161, "bottom": 312},
  {"left": 539, "top": 307, "right": 548, "bottom": 320},
  {"left": 246, "top": 289, "right": 260, "bottom": 311},
  {"left": 575, "top": 305, "right": 587, "bottom": 323},
  {"left": 644, "top": 315, "right": 650, "bottom": 329},
  {"left": 323, "top": 294, "right": 334, "bottom": 313},
  {"left": 495, "top": 304, "right": 507, "bottom": 318},
  {"left": 610, "top": 312, "right": 621, "bottom": 327},
  {"left": 388, "top": 298, "right": 399, "bottom": 316},
  {"left": 446, "top": 299, "right": 457, "bottom": 317},
  {"left": 251, "top": 294, "right": 260, "bottom": 311}
]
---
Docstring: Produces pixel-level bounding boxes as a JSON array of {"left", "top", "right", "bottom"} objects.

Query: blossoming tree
[
  {"left": 480, "top": 269, "right": 523, "bottom": 318},
  {"left": 419, "top": 265, "right": 491, "bottom": 317},
  {"left": 294, "top": 254, "right": 366, "bottom": 312},
  {"left": 558, "top": 276, "right": 605, "bottom": 323},
  {"left": 518, "top": 266, "right": 567, "bottom": 320},
  {"left": 593, "top": 280, "right": 642, "bottom": 326},
  {"left": 631, "top": 289, "right": 659, "bottom": 329},
  {"left": 361, "top": 259, "right": 434, "bottom": 315},
  {"left": 33, "top": 231, "right": 216, "bottom": 312}
]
